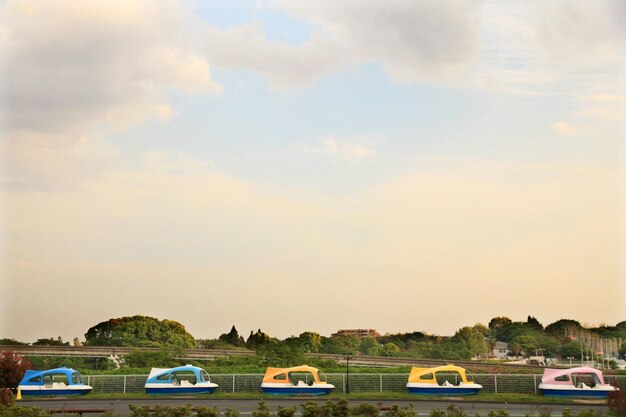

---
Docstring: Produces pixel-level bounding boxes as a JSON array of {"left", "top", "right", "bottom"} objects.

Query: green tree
[
  {"left": 297, "top": 332, "right": 322, "bottom": 353},
  {"left": 0, "top": 339, "right": 26, "bottom": 346},
  {"left": 359, "top": 337, "right": 381, "bottom": 356},
  {"left": 246, "top": 329, "right": 274, "bottom": 349},
  {"left": 451, "top": 327, "right": 487, "bottom": 357},
  {"left": 123, "top": 347, "right": 184, "bottom": 368},
  {"left": 488, "top": 317, "right": 512, "bottom": 332},
  {"left": 545, "top": 319, "right": 582, "bottom": 338},
  {"left": 84, "top": 315, "right": 196, "bottom": 348},
  {"left": 219, "top": 326, "right": 245, "bottom": 347},
  {"left": 380, "top": 342, "right": 400, "bottom": 357},
  {"left": 320, "top": 335, "right": 360, "bottom": 355},
  {"left": 511, "top": 335, "right": 539, "bottom": 357},
  {"left": 32, "top": 337, "right": 68, "bottom": 346},
  {"left": 526, "top": 316, "right": 543, "bottom": 331}
]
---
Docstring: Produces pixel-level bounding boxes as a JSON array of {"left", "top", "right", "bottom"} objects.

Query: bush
[
  {"left": 194, "top": 406, "right": 219, "bottom": 417},
  {"left": 333, "top": 399, "right": 349, "bottom": 417},
  {"left": 0, "top": 351, "right": 31, "bottom": 389},
  {"left": 0, "top": 405, "right": 51, "bottom": 417},
  {"left": 0, "top": 390, "right": 13, "bottom": 407},
  {"left": 386, "top": 405, "right": 417, "bottom": 417},
  {"left": 609, "top": 388, "right": 626, "bottom": 417},
  {"left": 277, "top": 406, "right": 297, "bottom": 417},
  {"left": 253, "top": 400, "right": 273, "bottom": 417},
  {"left": 487, "top": 411, "right": 509, "bottom": 417},
  {"left": 225, "top": 408, "right": 242, "bottom": 417},
  {"left": 349, "top": 403, "right": 379, "bottom": 417},
  {"left": 301, "top": 401, "right": 321, "bottom": 417},
  {"left": 430, "top": 410, "right": 447, "bottom": 417},
  {"left": 575, "top": 410, "right": 599, "bottom": 417}
]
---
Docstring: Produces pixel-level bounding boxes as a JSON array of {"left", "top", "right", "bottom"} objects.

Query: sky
[{"left": 0, "top": 0, "right": 625, "bottom": 343}]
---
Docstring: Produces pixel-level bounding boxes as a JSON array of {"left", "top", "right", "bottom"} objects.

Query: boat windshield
[
  {"left": 72, "top": 372, "right": 83, "bottom": 384},
  {"left": 201, "top": 371, "right": 210, "bottom": 382},
  {"left": 318, "top": 372, "right": 327, "bottom": 382},
  {"left": 465, "top": 371, "right": 474, "bottom": 383}
]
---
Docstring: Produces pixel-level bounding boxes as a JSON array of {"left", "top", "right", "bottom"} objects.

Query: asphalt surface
[{"left": 17, "top": 398, "right": 610, "bottom": 417}]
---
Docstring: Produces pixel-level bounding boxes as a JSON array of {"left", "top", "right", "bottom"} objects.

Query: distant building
[
  {"left": 492, "top": 341, "right": 508, "bottom": 359},
  {"left": 331, "top": 329, "right": 381, "bottom": 339}
]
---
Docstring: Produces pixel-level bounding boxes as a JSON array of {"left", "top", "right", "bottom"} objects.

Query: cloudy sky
[{"left": 1, "top": 0, "right": 625, "bottom": 343}]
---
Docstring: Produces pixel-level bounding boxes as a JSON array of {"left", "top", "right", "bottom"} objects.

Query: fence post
[
  {"left": 494, "top": 374, "right": 498, "bottom": 394},
  {"left": 123, "top": 375, "right": 127, "bottom": 395},
  {"left": 533, "top": 374, "right": 537, "bottom": 394},
  {"left": 343, "top": 374, "right": 346, "bottom": 394},
  {"left": 380, "top": 374, "right": 383, "bottom": 392},
  {"left": 232, "top": 375, "right": 235, "bottom": 393}
]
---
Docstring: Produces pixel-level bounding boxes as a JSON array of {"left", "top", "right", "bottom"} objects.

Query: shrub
[
  {"left": 277, "top": 406, "right": 297, "bottom": 417},
  {"left": 253, "top": 399, "right": 273, "bottom": 417},
  {"left": 194, "top": 406, "right": 219, "bottom": 417},
  {"left": 0, "top": 390, "right": 13, "bottom": 407},
  {"left": 487, "top": 411, "right": 509, "bottom": 417},
  {"left": 386, "top": 405, "right": 417, "bottom": 417},
  {"left": 225, "top": 408, "right": 242, "bottom": 417},
  {"left": 575, "top": 410, "right": 599, "bottom": 417},
  {"left": 446, "top": 405, "right": 467, "bottom": 417},
  {"left": 349, "top": 403, "right": 379, "bottom": 417},
  {"left": 430, "top": 410, "right": 447, "bottom": 417},
  {"left": 0, "top": 405, "right": 51, "bottom": 417},
  {"left": 608, "top": 388, "right": 626, "bottom": 417},
  {"left": 537, "top": 407, "right": 551, "bottom": 417},
  {"left": 301, "top": 401, "right": 321, "bottom": 417},
  {"left": 333, "top": 399, "right": 349, "bottom": 417}
]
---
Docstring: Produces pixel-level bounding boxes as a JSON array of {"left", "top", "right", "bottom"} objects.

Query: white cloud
[
  {"left": 296, "top": 136, "right": 376, "bottom": 160},
  {"left": 205, "top": 23, "right": 343, "bottom": 90},
  {"left": 0, "top": 0, "right": 222, "bottom": 136},
  {"left": 271, "top": 0, "right": 482, "bottom": 83},
  {"left": 551, "top": 121, "right": 576, "bottom": 136}
]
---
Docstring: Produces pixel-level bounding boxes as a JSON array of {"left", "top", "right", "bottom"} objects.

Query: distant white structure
[{"left": 492, "top": 341, "right": 508, "bottom": 359}]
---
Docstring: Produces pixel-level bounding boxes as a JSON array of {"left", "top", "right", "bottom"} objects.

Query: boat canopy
[
  {"left": 540, "top": 367, "right": 607, "bottom": 386},
  {"left": 20, "top": 368, "right": 84, "bottom": 386},
  {"left": 146, "top": 365, "right": 210, "bottom": 384},
  {"left": 408, "top": 365, "right": 474, "bottom": 385},
  {"left": 262, "top": 365, "right": 325, "bottom": 384}
]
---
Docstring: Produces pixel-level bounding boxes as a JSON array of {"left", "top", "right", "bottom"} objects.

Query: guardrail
[{"left": 82, "top": 373, "right": 626, "bottom": 395}]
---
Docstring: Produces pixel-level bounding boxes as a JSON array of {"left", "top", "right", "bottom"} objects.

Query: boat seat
[
  {"left": 297, "top": 381, "right": 308, "bottom": 387},
  {"left": 180, "top": 380, "right": 193, "bottom": 387},
  {"left": 52, "top": 382, "right": 66, "bottom": 388},
  {"left": 442, "top": 380, "right": 453, "bottom": 387},
  {"left": 578, "top": 383, "right": 590, "bottom": 389}
]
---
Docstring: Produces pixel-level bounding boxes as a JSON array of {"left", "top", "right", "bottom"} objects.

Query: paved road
[{"left": 18, "top": 398, "right": 610, "bottom": 417}]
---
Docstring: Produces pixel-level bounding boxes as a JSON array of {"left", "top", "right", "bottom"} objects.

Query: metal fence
[{"left": 84, "top": 373, "right": 626, "bottom": 395}]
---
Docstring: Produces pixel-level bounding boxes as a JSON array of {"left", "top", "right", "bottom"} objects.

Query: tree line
[{"left": 2, "top": 315, "right": 626, "bottom": 363}]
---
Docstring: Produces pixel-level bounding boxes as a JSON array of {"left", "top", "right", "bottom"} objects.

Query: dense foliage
[
  {"left": 84, "top": 315, "right": 196, "bottom": 348},
  {"left": 0, "top": 351, "right": 31, "bottom": 389}
]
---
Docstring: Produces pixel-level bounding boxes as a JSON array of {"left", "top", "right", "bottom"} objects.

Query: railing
[{"left": 83, "top": 373, "right": 626, "bottom": 395}]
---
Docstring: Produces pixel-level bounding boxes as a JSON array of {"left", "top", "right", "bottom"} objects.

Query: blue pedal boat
[
  {"left": 18, "top": 367, "right": 92, "bottom": 396},
  {"left": 144, "top": 365, "right": 218, "bottom": 394}
]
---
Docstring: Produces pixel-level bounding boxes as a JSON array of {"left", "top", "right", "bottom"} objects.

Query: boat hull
[
  {"left": 19, "top": 387, "right": 92, "bottom": 396},
  {"left": 539, "top": 388, "right": 615, "bottom": 398},
  {"left": 145, "top": 386, "right": 217, "bottom": 395},
  {"left": 407, "top": 386, "right": 481, "bottom": 396},
  {"left": 261, "top": 386, "right": 334, "bottom": 396}
]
